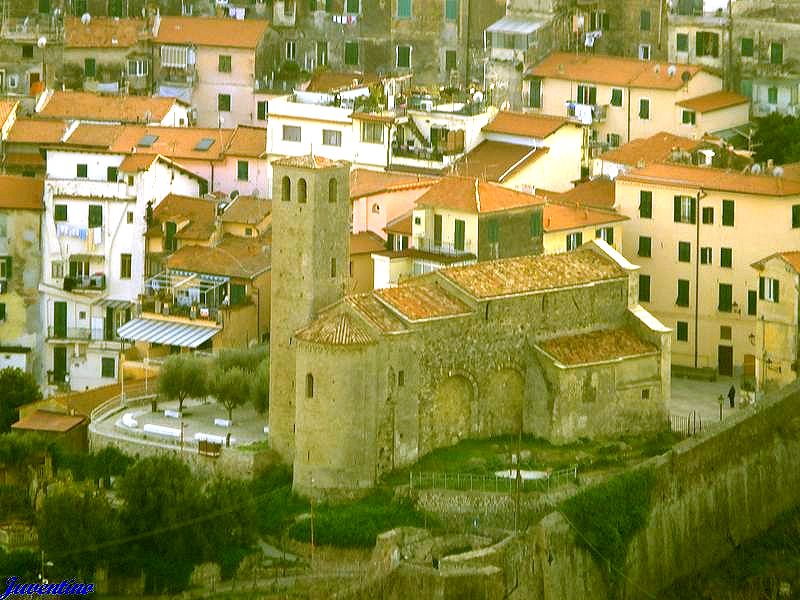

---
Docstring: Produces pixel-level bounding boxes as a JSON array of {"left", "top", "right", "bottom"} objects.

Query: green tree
[
  {"left": 0, "top": 368, "right": 42, "bottom": 432},
  {"left": 209, "top": 367, "right": 250, "bottom": 422},
  {"left": 251, "top": 359, "right": 269, "bottom": 415},
  {"left": 216, "top": 346, "right": 267, "bottom": 373},
  {"left": 201, "top": 478, "right": 258, "bottom": 579},
  {"left": 753, "top": 112, "right": 800, "bottom": 164},
  {"left": 158, "top": 354, "right": 208, "bottom": 413}
]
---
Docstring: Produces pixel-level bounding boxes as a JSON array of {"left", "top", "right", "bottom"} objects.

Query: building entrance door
[{"left": 718, "top": 345, "right": 733, "bottom": 376}]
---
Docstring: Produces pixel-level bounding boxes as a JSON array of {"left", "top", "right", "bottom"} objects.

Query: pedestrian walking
[{"left": 728, "top": 385, "right": 736, "bottom": 408}]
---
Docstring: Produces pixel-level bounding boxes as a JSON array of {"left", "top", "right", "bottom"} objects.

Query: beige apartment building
[
  {"left": 526, "top": 52, "right": 746, "bottom": 151},
  {"left": 615, "top": 163, "right": 800, "bottom": 376}
]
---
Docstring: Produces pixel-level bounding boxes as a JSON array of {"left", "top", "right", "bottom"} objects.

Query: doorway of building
[
  {"left": 53, "top": 346, "right": 67, "bottom": 384},
  {"left": 718, "top": 345, "right": 733, "bottom": 376}
]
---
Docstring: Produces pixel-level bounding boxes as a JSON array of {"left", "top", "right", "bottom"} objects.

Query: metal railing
[
  {"left": 409, "top": 466, "right": 578, "bottom": 494},
  {"left": 415, "top": 237, "right": 474, "bottom": 258},
  {"left": 63, "top": 274, "right": 106, "bottom": 292},
  {"left": 47, "top": 326, "right": 122, "bottom": 342},
  {"left": 670, "top": 410, "right": 703, "bottom": 438}
]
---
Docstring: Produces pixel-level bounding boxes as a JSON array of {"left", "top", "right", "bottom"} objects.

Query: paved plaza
[{"left": 668, "top": 375, "right": 751, "bottom": 425}]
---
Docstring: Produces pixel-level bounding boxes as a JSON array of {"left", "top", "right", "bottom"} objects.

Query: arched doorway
[{"left": 425, "top": 375, "right": 473, "bottom": 453}]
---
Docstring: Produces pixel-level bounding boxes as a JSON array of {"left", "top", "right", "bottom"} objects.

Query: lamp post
[{"left": 37, "top": 36, "right": 47, "bottom": 91}]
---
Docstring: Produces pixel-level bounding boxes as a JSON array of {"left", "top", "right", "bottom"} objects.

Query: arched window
[
  {"left": 329, "top": 178, "right": 337, "bottom": 203},
  {"left": 306, "top": 373, "right": 314, "bottom": 398},
  {"left": 298, "top": 178, "right": 307, "bottom": 203},
  {"left": 281, "top": 176, "right": 291, "bottom": 202}
]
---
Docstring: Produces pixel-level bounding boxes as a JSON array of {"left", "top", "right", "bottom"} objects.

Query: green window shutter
[
  {"left": 237, "top": 160, "right": 249, "bottom": 181},
  {"left": 529, "top": 79, "right": 542, "bottom": 108},
  {"left": 88, "top": 204, "right": 102, "bottom": 227},
  {"left": 346, "top": 0, "right": 359, "bottom": 12},
  {"left": 588, "top": 87, "right": 597, "bottom": 105},
  {"left": 678, "top": 241, "right": 691, "bottom": 262},
  {"left": 230, "top": 283, "right": 246, "bottom": 305},
  {"left": 638, "top": 236, "right": 651, "bottom": 257},
  {"left": 107, "top": 166, "right": 118, "bottom": 182},
  {"left": 397, "top": 0, "right": 411, "bottom": 17},
  {"left": 676, "top": 321, "right": 688, "bottom": 341},
  {"left": 0, "top": 303, "right": 5, "bottom": 320},
  {"left": 771, "top": 42, "right": 783, "bottom": 64},
  {"left": 487, "top": 219, "right": 499, "bottom": 243},
  {"left": 722, "top": 199, "right": 734, "bottom": 226},
  {"left": 77, "top": 163, "right": 87, "bottom": 178},
  {"left": 345, "top": 42, "right": 359, "bottom": 65},
  {"left": 257, "top": 101, "right": 267, "bottom": 120},
  {"left": 639, "top": 98, "right": 649, "bottom": 119},
  {"left": 640, "top": 9, "right": 650, "bottom": 30},
  {"left": 741, "top": 79, "right": 753, "bottom": 99},
  {"left": 741, "top": 37, "right": 753, "bottom": 57},
  {"left": 530, "top": 211, "right": 543, "bottom": 237},
  {"left": 639, "top": 191, "right": 652, "bottom": 218},
  {"left": 759, "top": 276, "right": 765, "bottom": 300},
  {"left": 718, "top": 283, "right": 732, "bottom": 311},
  {"left": 774, "top": 281, "right": 780, "bottom": 303},
  {"left": 54, "top": 204, "right": 67, "bottom": 221},
  {"left": 454, "top": 219, "right": 465, "bottom": 251},
  {"left": 445, "top": 0, "right": 458, "bottom": 21},
  {"left": 5, "top": 257, "right": 11, "bottom": 279},
  {"left": 611, "top": 88, "right": 622, "bottom": 106},
  {"left": 101, "top": 357, "right": 115, "bottom": 378},
  {"left": 638, "top": 274, "right": 650, "bottom": 302},
  {"left": 748, "top": 290, "right": 757, "bottom": 315},
  {"left": 165, "top": 220, "right": 177, "bottom": 251},
  {"left": 695, "top": 32, "right": 705, "bottom": 55},
  {"left": 577, "top": 84, "right": 585, "bottom": 103},
  {"left": 720, "top": 247, "right": 732, "bottom": 268},
  {"left": 386, "top": 233, "right": 395, "bottom": 251},
  {"left": 768, "top": 86, "right": 778, "bottom": 104},
  {"left": 434, "top": 214, "right": 442, "bottom": 245},
  {"left": 689, "top": 197, "right": 697, "bottom": 224},
  {"left": 673, "top": 196, "right": 681, "bottom": 222},
  {"left": 677, "top": 279, "right": 689, "bottom": 306},
  {"left": 677, "top": 33, "right": 688, "bottom": 52},
  {"left": 84, "top": 58, "right": 96, "bottom": 77},
  {"left": 792, "top": 205, "right": 800, "bottom": 228}
]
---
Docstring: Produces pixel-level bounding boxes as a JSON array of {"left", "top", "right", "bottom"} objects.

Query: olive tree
[{"left": 158, "top": 355, "right": 208, "bottom": 413}]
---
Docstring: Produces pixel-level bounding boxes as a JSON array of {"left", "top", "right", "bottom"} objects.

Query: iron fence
[
  {"left": 409, "top": 466, "right": 578, "bottom": 494},
  {"left": 670, "top": 410, "right": 703, "bottom": 437}
]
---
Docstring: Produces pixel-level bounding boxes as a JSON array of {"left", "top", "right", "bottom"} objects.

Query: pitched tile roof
[
  {"left": 345, "top": 293, "right": 408, "bottom": 333},
  {"left": 752, "top": 251, "right": 800, "bottom": 273},
  {"left": 39, "top": 91, "right": 181, "bottom": 123},
  {"left": 64, "top": 123, "right": 123, "bottom": 147},
  {"left": 385, "top": 212, "right": 412, "bottom": 235},
  {"left": 166, "top": 235, "right": 270, "bottom": 279},
  {"left": 296, "top": 310, "right": 376, "bottom": 346},
  {"left": 0, "top": 100, "right": 18, "bottom": 127},
  {"left": 7, "top": 118, "right": 68, "bottom": 144},
  {"left": 305, "top": 71, "right": 380, "bottom": 93},
  {"left": 415, "top": 176, "right": 546, "bottom": 214},
  {"left": 375, "top": 281, "right": 472, "bottom": 322},
  {"left": 530, "top": 52, "right": 705, "bottom": 90},
  {"left": 350, "top": 231, "right": 386, "bottom": 255},
  {"left": 453, "top": 141, "right": 547, "bottom": 182},
  {"left": 677, "top": 90, "right": 749, "bottom": 113},
  {"left": 600, "top": 132, "right": 702, "bottom": 166},
  {"left": 539, "top": 328, "right": 657, "bottom": 365},
  {"left": 119, "top": 153, "right": 159, "bottom": 172},
  {"left": 272, "top": 154, "right": 347, "bottom": 169},
  {"left": 617, "top": 163, "right": 800, "bottom": 196},
  {"left": 439, "top": 247, "right": 626, "bottom": 299},
  {"left": 225, "top": 125, "right": 266, "bottom": 157},
  {"left": 543, "top": 203, "right": 628, "bottom": 232},
  {"left": 482, "top": 111, "right": 568, "bottom": 139},
  {"left": 550, "top": 178, "right": 616, "bottom": 209},
  {"left": 107, "top": 125, "right": 234, "bottom": 160},
  {"left": 350, "top": 169, "right": 436, "bottom": 198},
  {"left": 155, "top": 16, "right": 269, "bottom": 49},
  {"left": 12, "top": 410, "right": 86, "bottom": 433},
  {"left": 220, "top": 195, "right": 270, "bottom": 224},
  {"left": 0, "top": 175, "right": 44, "bottom": 210},
  {"left": 153, "top": 194, "right": 216, "bottom": 241},
  {"left": 65, "top": 16, "right": 144, "bottom": 48}
]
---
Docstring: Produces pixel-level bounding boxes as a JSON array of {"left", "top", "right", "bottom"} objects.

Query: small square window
[
  {"left": 218, "top": 55, "right": 231, "bottom": 73},
  {"left": 101, "top": 357, "right": 116, "bottom": 378},
  {"left": 218, "top": 94, "right": 231, "bottom": 112},
  {"left": 245, "top": 227, "right": 253, "bottom": 236},
  {"left": 414, "top": 217, "right": 421, "bottom": 225},
  {"left": 79, "top": 311, "right": 86, "bottom": 320},
  {"left": 54, "top": 204, "right": 68, "bottom": 222},
  {"left": 107, "top": 166, "right": 118, "bottom": 182},
  {"left": 678, "top": 241, "right": 691, "bottom": 262},
  {"left": 237, "top": 160, "right": 249, "bottom": 181},
  {"left": 127, "top": 211, "right": 133, "bottom": 224},
  {"left": 76, "top": 163, "right": 88, "bottom": 178},
  {"left": 641, "top": 388, "right": 650, "bottom": 400},
  {"left": 702, "top": 206, "right": 714, "bottom": 224},
  {"left": 700, "top": 247, "right": 712, "bottom": 264},
  {"left": 22, "top": 45, "right": 33, "bottom": 58},
  {"left": 676, "top": 33, "right": 688, "bottom": 52},
  {"left": 720, "top": 325, "right": 732, "bottom": 340},
  {"left": 676, "top": 321, "right": 688, "bottom": 341}
]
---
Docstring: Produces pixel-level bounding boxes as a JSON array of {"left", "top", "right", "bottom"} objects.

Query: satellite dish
[
  {"left": 37, "top": 36, "right": 46, "bottom": 49},
  {"left": 80, "top": 12, "right": 91, "bottom": 25},
  {"left": 681, "top": 70, "right": 691, "bottom": 83}
]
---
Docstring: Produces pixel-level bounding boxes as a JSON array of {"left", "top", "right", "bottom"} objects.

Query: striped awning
[
  {"left": 94, "top": 298, "right": 132, "bottom": 310},
  {"left": 486, "top": 16, "right": 543, "bottom": 35},
  {"left": 117, "top": 317, "right": 221, "bottom": 348}
]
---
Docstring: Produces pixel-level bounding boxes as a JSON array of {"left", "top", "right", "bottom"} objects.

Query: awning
[
  {"left": 93, "top": 298, "right": 132, "bottom": 310},
  {"left": 117, "top": 317, "right": 221, "bottom": 348},
  {"left": 486, "top": 16, "right": 543, "bottom": 35}
]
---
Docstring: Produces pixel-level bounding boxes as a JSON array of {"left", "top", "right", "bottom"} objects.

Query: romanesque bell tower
[{"left": 268, "top": 155, "right": 351, "bottom": 464}]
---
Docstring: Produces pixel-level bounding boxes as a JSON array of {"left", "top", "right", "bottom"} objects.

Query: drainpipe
[{"left": 626, "top": 85, "right": 631, "bottom": 143}]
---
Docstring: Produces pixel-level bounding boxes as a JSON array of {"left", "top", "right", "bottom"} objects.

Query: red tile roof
[
  {"left": 350, "top": 169, "right": 436, "bottom": 198},
  {"left": 453, "top": 141, "right": 547, "bottom": 182},
  {"left": 296, "top": 310, "right": 376, "bottom": 346},
  {"left": 272, "top": 155, "right": 347, "bottom": 169},
  {"left": 153, "top": 194, "right": 216, "bottom": 241},
  {"left": 220, "top": 195, "right": 270, "bottom": 225},
  {"left": 65, "top": 16, "right": 144, "bottom": 48},
  {"left": 376, "top": 282, "right": 472, "bottom": 322},
  {"left": 39, "top": 91, "right": 181, "bottom": 123},
  {"left": 415, "top": 176, "right": 546, "bottom": 214},
  {"left": 7, "top": 118, "right": 67, "bottom": 144},
  {"left": 483, "top": 111, "right": 568, "bottom": 139},
  {"left": 0, "top": 100, "right": 18, "bottom": 128},
  {"left": 550, "top": 178, "right": 616, "bottom": 209},
  {"left": 543, "top": 203, "right": 628, "bottom": 232},
  {"left": 752, "top": 251, "right": 800, "bottom": 273},
  {"left": 12, "top": 410, "right": 86, "bottom": 433},
  {"left": 225, "top": 126, "right": 266, "bottom": 157},
  {"left": 385, "top": 212, "right": 413, "bottom": 235},
  {"left": 166, "top": 235, "right": 270, "bottom": 279},
  {"left": 677, "top": 91, "right": 749, "bottom": 113},
  {"left": 108, "top": 125, "right": 233, "bottom": 159},
  {"left": 155, "top": 16, "right": 270, "bottom": 49},
  {"left": 350, "top": 231, "right": 386, "bottom": 255},
  {"left": 0, "top": 175, "right": 44, "bottom": 210},
  {"left": 539, "top": 328, "right": 657, "bottom": 365},
  {"left": 345, "top": 293, "right": 408, "bottom": 333},
  {"left": 600, "top": 132, "right": 703, "bottom": 167}
]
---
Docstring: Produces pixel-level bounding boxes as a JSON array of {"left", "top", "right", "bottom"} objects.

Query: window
[
  {"left": 397, "top": 45, "right": 411, "bottom": 68},
  {"left": 454, "top": 219, "right": 465, "bottom": 251},
  {"left": 286, "top": 40, "right": 296, "bottom": 61},
  {"left": 702, "top": 206, "right": 714, "bottom": 224},
  {"left": 700, "top": 247, "right": 712, "bottom": 264},
  {"left": 607, "top": 133, "right": 621, "bottom": 147},
  {"left": 591, "top": 10, "right": 609, "bottom": 30},
  {"left": 576, "top": 84, "right": 597, "bottom": 105},
  {"left": 722, "top": 199, "right": 734, "bottom": 226},
  {"left": 88, "top": 205, "right": 102, "bottom": 227},
  {"left": 720, "top": 247, "right": 732, "bottom": 268},
  {"left": 361, "top": 122, "right": 383, "bottom": 144},
  {"left": 237, "top": 160, "right": 249, "bottom": 181},
  {"left": 682, "top": 110, "right": 696, "bottom": 125},
  {"left": 345, "top": 0, "right": 359, "bottom": 12},
  {"left": 106, "top": 166, "right": 118, "bottom": 182},
  {"left": 0, "top": 303, "right": 5, "bottom": 321},
  {"left": 639, "top": 98, "right": 650, "bottom": 119},
  {"left": 76, "top": 163, "right": 88, "bottom": 178},
  {"left": 771, "top": 42, "right": 783, "bottom": 65},
  {"left": 51, "top": 261, "right": 63, "bottom": 279},
  {"left": 720, "top": 325, "right": 732, "bottom": 340},
  {"left": 120, "top": 253, "right": 131, "bottom": 279},
  {"left": 677, "top": 279, "right": 690, "bottom": 307},
  {"left": 398, "top": 370, "right": 405, "bottom": 386},
  {"left": 283, "top": 125, "right": 301, "bottom": 142},
  {"left": 566, "top": 232, "right": 583, "bottom": 251},
  {"left": 164, "top": 221, "right": 177, "bottom": 251},
  {"left": 316, "top": 41, "right": 328, "bottom": 66},
  {"left": 306, "top": 373, "right": 314, "bottom": 398},
  {"left": 640, "top": 9, "right": 650, "bottom": 31},
  {"left": 596, "top": 227, "right": 613, "bottom": 245},
  {"left": 434, "top": 214, "right": 442, "bottom": 245},
  {"left": 639, "top": 44, "right": 651, "bottom": 61},
  {"left": 330, "top": 257, "right": 336, "bottom": 277},
  {"left": 344, "top": 41, "right": 359, "bottom": 66},
  {"left": 245, "top": 227, "right": 253, "bottom": 236},
  {"left": 160, "top": 45, "right": 188, "bottom": 68},
  {"left": 22, "top": 45, "right": 33, "bottom": 58},
  {"left": 610, "top": 88, "right": 622, "bottom": 107},
  {"left": 84, "top": 58, "right": 96, "bottom": 77},
  {"left": 639, "top": 274, "right": 651, "bottom": 302},
  {"left": 760, "top": 276, "right": 780, "bottom": 302},
  {"left": 639, "top": 190, "right": 652, "bottom": 218},
  {"left": 638, "top": 236, "right": 651, "bottom": 257},
  {"left": 528, "top": 79, "right": 542, "bottom": 108},
  {"left": 530, "top": 211, "right": 543, "bottom": 237},
  {"left": 676, "top": 321, "right": 688, "bottom": 342},
  {"left": 298, "top": 178, "right": 307, "bottom": 203},
  {"left": 257, "top": 101, "right": 268, "bottom": 121},
  {"left": 0, "top": 257, "right": 10, "bottom": 279},
  {"left": 768, "top": 86, "right": 778, "bottom": 105},
  {"left": 218, "top": 55, "right": 231, "bottom": 73},
  {"left": 748, "top": 290, "right": 757, "bottom": 315},
  {"left": 54, "top": 204, "right": 68, "bottom": 222},
  {"left": 230, "top": 283, "right": 246, "bottom": 305},
  {"left": 322, "top": 129, "right": 342, "bottom": 146},
  {"left": 676, "top": 33, "right": 688, "bottom": 52},
  {"left": 741, "top": 37, "right": 753, "bottom": 57},
  {"left": 696, "top": 31, "right": 720, "bottom": 57},
  {"left": 741, "top": 79, "right": 753, "bottom": 99},
  {"left": 397, "top": 0, "right": 411, "bottom": 18},
  {"left": 673, "top": 195, "right": 696, "bottom": 224},
  {"left": 128, "top": 58, "right": 148, "bottom": 76},
  {"left": 127, "top": 211, "right": 133, "bottom": 224},
  {"left": 793, "top": 205, "right": 800, "bottom": 228},
  {"left": 69, "top": 258, "right": 89, "bottom": 278},
  {"left": 282, "top": 177, "right": 291, "bottom": 202},
  {"left": 678, "top": 241, "right": 691, "bottom": 262},
  {"left": 719, "top": 283, "right": 733, "bottom": 312},
  {"left": 445, "top": 0, "right": 458, "bottom": 20},
  {"left": 218, "top": 94, "right": 231, "bottom": 112},
  {"left": 445, "top": 50, "right": 457, "bottom": 72},
  {"left": 329, "top": 178, "right": 338, "bottom": 203}
]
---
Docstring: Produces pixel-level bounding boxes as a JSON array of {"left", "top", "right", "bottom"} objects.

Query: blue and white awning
[{"left": 117, "top": 317, "right": 221, "bottom": 348}]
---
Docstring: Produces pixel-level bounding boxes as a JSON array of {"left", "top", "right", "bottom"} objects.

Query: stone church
[{"left": 268, "top": 156, "right": 671, "bottom": 499}]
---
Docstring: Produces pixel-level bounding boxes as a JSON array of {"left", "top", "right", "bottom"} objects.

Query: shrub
[{"left": 216, "top": 346, "right": 267, "bottom": 374}]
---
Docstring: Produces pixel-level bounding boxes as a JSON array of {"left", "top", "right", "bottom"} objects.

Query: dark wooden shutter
[
  {"left": 690, "top": 197, "right": 697, "bottom": 224},
  {"left": 674, "top": 196, "right": 681, "bottom": 222},
  {"left": 759, "top": 276, "right": 765, "bottom": 300}
]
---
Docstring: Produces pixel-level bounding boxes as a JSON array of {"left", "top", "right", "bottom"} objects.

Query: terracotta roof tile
[
  {"left": 601, "top": 132, "right": 702, "bottom": 166},
  {"left": 677, "top": 91, "right": 749, "bottom": 113},
  {"left": 225, "top": 126, "right": 266, "bottom": 157},
  {"left": 483, "top": 111, "right": 568, "bottom": 139},
  {"left": 155, "top": 16, "right": 269, "bottom": 49},
  {"left": 220, "top": 195, "right": 270, "bottom": 224},
  {"left": 12, "top": 410, "right": 86, "bottom": 433},
  {"left": 64, "top": 123, "right": 122, "bottom": 147},
  {"left": 119, "top": 153, "right": 158, "bottom": 172},
  {"left": 305, "top": 71, "right": 380, "bottom": 93},
  {"left": 539, "top": 328, "right": 657, "bottom": 365},
  {"left": 0, "top": 175, "right": 44, "bottom": 210},
  {"left": 439, "top": 247, "right": 625, "bottom": 299},
  {"left": 350, "top": 231, "right": 386, "bottom": 254},
  {"left": 153, "top": 194, "right": 216, "bottom": 241},
  {"left": 350, "top": 169, "right": 436, "bottom": 198},
  {"left": 296, "top": 310, "right": 376, "bottom": 346},
  {"left": 781, "top": 251, "right": 800, "bottom": 272},
  {"left": 530, "top": 52, "right": 704, "bottom": 90},
  {"left": 0, "top": 100, "right": 18, "bottom": 127},
  {"left": 166, "top": 235, "right": 270, "bottom": 279},
  {"left": 385, "top": 212, "right": 412, "bottom": 235},
  {"left": 39, "top": 91, "right": 181, "bottom": 123},
  {"left": 376, "top": 282, "right": 472, "bottom": 322},
  {"left": 107, "top": 125, "right": 234, "bottom": 159},
  {"left": 345, "top": 293, "right": 408, "bottom": 333},
  {"left": 65, "top": 16, "right": 144, "bottom": 48},
  {"left": 543, "top": 203, "right": 628, "bottom": 232},
  {"left": 415, "top": 176, "right": 546, "bottom": 214},
  {"left": 618, "top": 163, "right": 800, "bottom": 196},
  {"left": 453, "top": 141, "right": 547, "bottom": 182},
  {"left": 550, "top": 178, "right": 616, "bottom": 209},
  {"left": 7, "top": 118, "right": 68, "bottom": 144},
  {"left": 272, "top": 154, "right": 347, "bottom": 169}
]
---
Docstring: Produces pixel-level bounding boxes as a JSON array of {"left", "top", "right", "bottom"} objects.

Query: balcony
[
  {"left": 49, "top": 178, "right": 134, "bottom": 200},
  {"left": 63, "top": 274, "right": 106, "bottom": 292},
  {"left": 415, "top": 237, "right": 474, "bottom": 258},
  {"left": 47, "top": 326, "right": 92, "bottom": 340},
  {"left": 566, "top": 102, "right": 607, "bottom": 124}
]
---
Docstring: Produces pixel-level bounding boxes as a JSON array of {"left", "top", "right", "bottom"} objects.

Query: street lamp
[{"left": 37, "top": 36, "right": 47, "bottom": 91}]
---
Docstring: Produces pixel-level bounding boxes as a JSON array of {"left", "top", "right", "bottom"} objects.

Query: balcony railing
[
  {"left": 415, "top": 237, "right": 474, "bottom": 258},
  {"left": 63, "top": 274, "right": 106, "bottom": 292},
  {"left": 566, "top": 102, "right": 607, "bottom": 124},
  {"left": 47, "top": 326, "right": 92, "bottom": 340}
]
